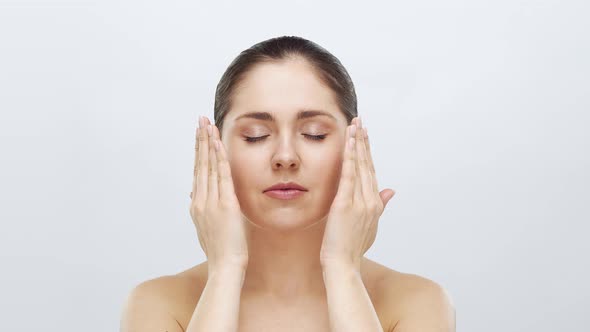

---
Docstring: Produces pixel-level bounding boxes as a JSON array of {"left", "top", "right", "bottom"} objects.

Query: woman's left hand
[{"left": 320, "top": 117, "right": 396, "bottom": 271}]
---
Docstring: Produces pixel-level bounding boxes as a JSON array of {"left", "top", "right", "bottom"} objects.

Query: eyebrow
[{"left": 235, "top": 109, "right": 337, "bottom": 122}]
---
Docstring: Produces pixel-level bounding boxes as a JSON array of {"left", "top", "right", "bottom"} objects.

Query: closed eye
[
  {"left": 244, "top": 134, "right": 327, "bottom": 143},
  {"left": 244, "top": 135, "right": 269, "bottom": 143},
  {"left": 304, "top": 134, "right": 327, "bottom": 141}
]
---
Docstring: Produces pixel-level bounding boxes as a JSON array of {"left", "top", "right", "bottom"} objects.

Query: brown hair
[{"left": 213, "top": 35, "right": 358, "bottom": 137}]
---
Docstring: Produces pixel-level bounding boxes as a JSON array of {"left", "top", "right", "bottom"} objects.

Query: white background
[{"left": 1, "top": 0, "right": 588, "bottom": 331}]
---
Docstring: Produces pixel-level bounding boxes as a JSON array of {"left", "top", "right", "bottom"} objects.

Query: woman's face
[{"left": 220, "top": 59, "right": 349, "bottom": 231}]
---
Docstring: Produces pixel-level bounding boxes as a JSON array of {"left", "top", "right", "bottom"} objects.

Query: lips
[
  {"left": 263, "top": 181, "right": 308, "bottom": 192},
  {"left": 264, "top": 189, "right": 306, "bottom": 200}
]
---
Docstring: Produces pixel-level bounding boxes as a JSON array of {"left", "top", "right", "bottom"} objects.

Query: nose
[{"left": 271, "top": 138, "right": 300, "bottom": 170}]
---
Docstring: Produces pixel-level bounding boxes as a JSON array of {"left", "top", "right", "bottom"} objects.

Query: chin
[{"left": 243, "top": 208, "right": 324, "bottom": 232}]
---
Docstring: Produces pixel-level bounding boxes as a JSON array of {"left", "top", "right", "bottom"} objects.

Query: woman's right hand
[{"left": 189, "top": 116, "right": 249, "bottom": 273}]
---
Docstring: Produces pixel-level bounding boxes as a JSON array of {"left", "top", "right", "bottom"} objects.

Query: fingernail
[
  {"left": 358, "top": 116, "right": 362, "bottom": 128},
  {"left": 207, "top": 124, "right": 212, "bottom": 136},
  {"left": 199, "top": 116, "right": 204, "bottom": 128},
  {"left": 350, "top": 125, "right": 356, "bottom": 138}
]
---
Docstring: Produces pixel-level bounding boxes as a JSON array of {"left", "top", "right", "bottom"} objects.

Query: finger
[
  {"left": 214, "top": 126, "right": 238, "bottom": 203},
  {"left": 191, "top": 121, "right": 200, "bottom": 201},
  {"left": 357, "top": 127, "right": 376, "bottom": 200},
  {"left": 352, "top": 118, "right": 363, "bottom": 202},
  {"left": 207, "top": 124, "right": 219, "bottom": 202},
  {"left": 380, "top": 189, "right": 396, "bottom": 209},
  {"left": 355, "top": 117, "right": 374, "bottom": 202},
  {"left": 334, "top": 124, "right": 356, "bottom": 205},
  {"left": 196, "top": 116, "right": 209, "bottom": 203},
  {"left": 363, "top": 126, "right": 379, "bottom": 195}
]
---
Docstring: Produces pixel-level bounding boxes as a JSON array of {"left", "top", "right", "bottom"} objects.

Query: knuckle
[
  {"left": 205, "top": 200, "right": 217, "bottom": 212},
  {"left": 351, "top": 205, "right": 363, "bottom": 216},
  {"left": 367, "top": 201, "right": 380, "bottom": 214},
  {"left": 191, "top": 202, "right": 206, "bottom": 216}
]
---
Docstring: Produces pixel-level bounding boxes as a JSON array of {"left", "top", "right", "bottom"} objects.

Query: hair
[{"left": 213, "top": 35, "right": 358, "bottom": 137}]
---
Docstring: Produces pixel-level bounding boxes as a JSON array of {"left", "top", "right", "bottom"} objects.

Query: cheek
[
  {"left": 227, "top": 147, "right": 262, "bottom": 191},
  {"left": 313, "top": 149, "right": 344, "bottom": 186}
]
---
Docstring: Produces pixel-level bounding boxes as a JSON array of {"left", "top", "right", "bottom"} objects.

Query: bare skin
[
  {"left": 120, "top": 58, "right": 455, "bottom": 331},
  {"left": 134, "top": 257, "right": 442, "bottom": 332}
]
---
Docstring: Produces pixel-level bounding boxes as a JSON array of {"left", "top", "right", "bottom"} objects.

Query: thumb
[{"left": 379, "top": 189, "right": 396, "bottom": 209}]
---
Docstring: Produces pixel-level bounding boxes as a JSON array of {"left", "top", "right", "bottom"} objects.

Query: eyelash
[{"left": 244, "top": 134, "right": 327, "bottom": 143}]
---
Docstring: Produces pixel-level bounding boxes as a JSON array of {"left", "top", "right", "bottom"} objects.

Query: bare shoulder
[
  {"left": 368, "top": 260, "right": 455, "bottom": 332},
  {"left": 120, "top": 263, "right": 208, "bottom": 332}
]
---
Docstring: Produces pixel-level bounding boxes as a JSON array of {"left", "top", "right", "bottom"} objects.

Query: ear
[{"left": 379, "top": 189, "right": 396, "bottom": 209}]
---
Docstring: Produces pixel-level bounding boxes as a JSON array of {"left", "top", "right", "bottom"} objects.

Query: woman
[{"left": 121, "top": 36, "right": 455, "bottom": 332}]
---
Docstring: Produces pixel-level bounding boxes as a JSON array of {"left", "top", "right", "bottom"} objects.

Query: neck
[{"left": 241, "top": 214, "right": 329, "bottom": 300}]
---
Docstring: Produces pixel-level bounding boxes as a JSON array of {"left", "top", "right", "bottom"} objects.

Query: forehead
[{"left": 226, "top": 59, "right": 346, "bottom": 125}]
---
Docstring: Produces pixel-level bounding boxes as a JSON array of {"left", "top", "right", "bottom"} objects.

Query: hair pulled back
[{"left": 213, "top": 35, "right": 358, "bottom": 137}]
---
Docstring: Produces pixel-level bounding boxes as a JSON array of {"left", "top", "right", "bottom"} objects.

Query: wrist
[
  {"left": 207, "top": 261, "right": 247, "bottom": 278},
  {"left": 320, "top": 258, "right": 360, "bottom": 274}
]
